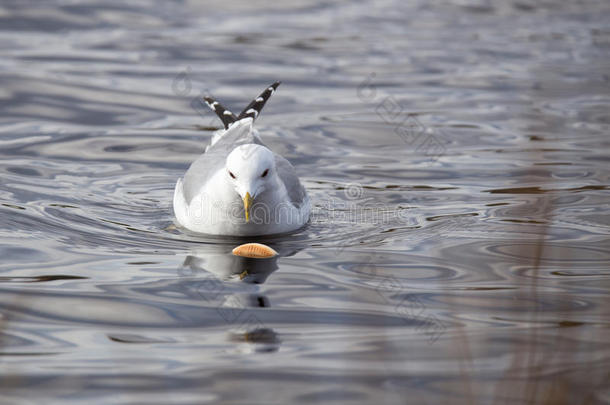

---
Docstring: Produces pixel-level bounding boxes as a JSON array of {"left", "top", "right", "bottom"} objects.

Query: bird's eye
[
  {"left": 229, "top": 171, "right": 236, "bottom": 179},
  {"left": 261, "top": 169, "right": 269, "bottom": 178}
]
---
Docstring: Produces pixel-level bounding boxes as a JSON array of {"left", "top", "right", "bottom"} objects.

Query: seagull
[{"left": 173, "top": 82, "right": 310, "bottom": 236}]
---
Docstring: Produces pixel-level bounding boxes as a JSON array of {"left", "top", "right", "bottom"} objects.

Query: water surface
[{"left": 1, "top": 0, "right": 609, "bottom": 404}]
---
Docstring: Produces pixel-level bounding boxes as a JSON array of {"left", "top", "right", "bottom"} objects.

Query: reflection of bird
[
  {"left": 182, "top": 247, "right": 280, "bottom": 284},
  {"left": 173, "top": 82, "right": 310, "bottom": 236},
  {"left": 180, "top": 242, "right": 302, "bottom": 283},
  {"left": 180, "top": 245, "right": 298, "bottom": 354},
  {"left": 229, "top": 328, "right": 281, "bottom": 353}
]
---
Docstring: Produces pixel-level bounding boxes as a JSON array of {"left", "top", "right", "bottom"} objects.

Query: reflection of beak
[{"left": 242, "top": 192, "right": 253, "bottom": 222}]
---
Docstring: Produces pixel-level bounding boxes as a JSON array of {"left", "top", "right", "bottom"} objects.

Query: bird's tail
[{"left": 203, "top": 81, "right": 281, "bottom": 129}]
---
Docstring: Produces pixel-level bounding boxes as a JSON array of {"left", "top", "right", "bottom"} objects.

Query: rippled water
[{"left": 1, "top": 1, "right": 609, "bottom": 404}]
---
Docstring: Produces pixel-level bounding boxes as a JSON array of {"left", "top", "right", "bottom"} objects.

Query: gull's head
[{"left": 226, "top": 144, "right": 276, "bottom": 222}]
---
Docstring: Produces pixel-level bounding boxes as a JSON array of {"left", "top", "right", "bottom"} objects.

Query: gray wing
[
  {"left": 274, "top": 154, "right": 307, "bottom": 208},
  {"left": 182, "top": 120, "right": 264, "bottom": 204}
]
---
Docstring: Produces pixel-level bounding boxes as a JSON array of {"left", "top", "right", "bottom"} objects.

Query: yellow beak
[{"left": 242, "top": 192, "right": 253, "bottom": 222}]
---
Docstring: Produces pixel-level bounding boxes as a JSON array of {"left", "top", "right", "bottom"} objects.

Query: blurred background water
[{"left": 0, "top": 0, "right": 609, "bottom": 404}]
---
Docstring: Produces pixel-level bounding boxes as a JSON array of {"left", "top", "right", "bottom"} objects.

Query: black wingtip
[
  {"left": 203, "top": 96, "right": 237, "bottom": 129},
  {"left": 237, "top": 81, "right": 282, "bottom": 121},
  {"left": 202, "top": 82, "right": 281, "bottom": 129}
]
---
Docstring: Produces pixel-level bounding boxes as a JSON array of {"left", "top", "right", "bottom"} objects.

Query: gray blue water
[{"left": 1, "top": 0, "right": 609, "bottom": 403}]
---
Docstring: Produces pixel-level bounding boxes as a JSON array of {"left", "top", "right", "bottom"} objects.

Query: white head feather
[{"left": 225, "top": 144, "right": 276, "bottom": 199}]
